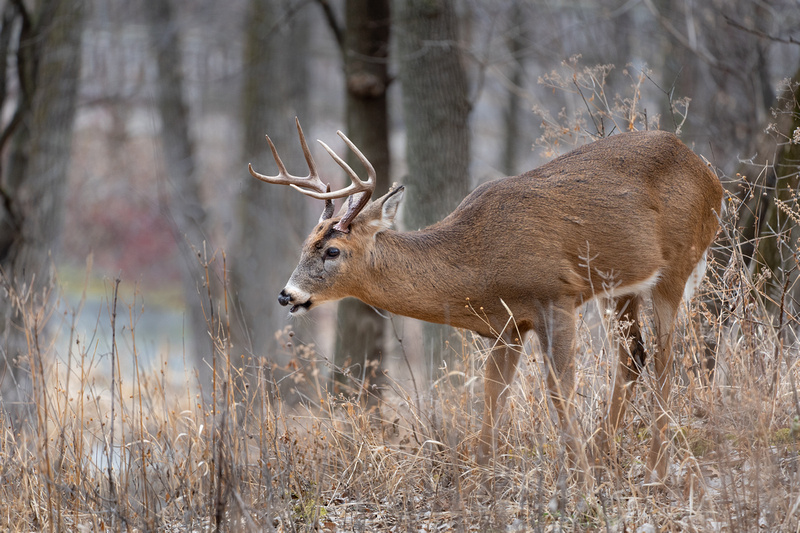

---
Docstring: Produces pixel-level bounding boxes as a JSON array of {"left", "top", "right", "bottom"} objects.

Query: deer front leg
[{"left": 477, "top": 338, "right": 521, "bottom": 464}]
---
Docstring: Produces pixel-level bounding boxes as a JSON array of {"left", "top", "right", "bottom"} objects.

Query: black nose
[{"left": 278, "top": 290, "right": 291, "bottom": 306}]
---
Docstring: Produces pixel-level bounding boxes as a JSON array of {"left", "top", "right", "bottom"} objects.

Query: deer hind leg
[
  {"left": 535, "top": 302, "right": 590, "bottom": 478},
  {"left": 647, "top": 282, "right": 682, "bottom": 482},
  {"left": 604, "top": 296, "right": 647, "bottom": 450},
  {"left": 477, "top": 335, "right": 522, "bottom": 464}
]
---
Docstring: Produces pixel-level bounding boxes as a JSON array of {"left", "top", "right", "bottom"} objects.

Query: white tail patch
[
  {"left": 683, "top": 251, "right": 708, "bottom": 302},
  {"left": 602, "top": 269, "right": 661, "bottom": 299}
]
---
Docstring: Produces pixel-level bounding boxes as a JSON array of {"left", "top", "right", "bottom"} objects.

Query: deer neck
[{"left": 349, "top": 227, "right": 476, "bottom": 326}]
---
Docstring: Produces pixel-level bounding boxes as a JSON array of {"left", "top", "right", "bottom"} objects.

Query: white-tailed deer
[{"left": 250, "top": 118, "right": 723, "bottom": 481}]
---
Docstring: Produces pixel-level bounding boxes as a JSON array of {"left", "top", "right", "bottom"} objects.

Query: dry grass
[
  {"left": 0, "top": 184, "right": 798, "bottom": 533},
  {"left": 2, "top": 62, "right": 799, "bottom": 533}
]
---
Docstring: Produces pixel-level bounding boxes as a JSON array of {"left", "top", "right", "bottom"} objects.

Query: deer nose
[{"left": 278, "top": 290, "right": 292, "bottom": 306}]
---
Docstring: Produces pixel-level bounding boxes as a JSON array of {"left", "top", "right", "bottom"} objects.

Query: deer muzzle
[
  {"left": 278, "top": 290, "right": 292, "bottom": 306},
  {"left": 279, "top": 286, "right": 313, "bottom": 314}
]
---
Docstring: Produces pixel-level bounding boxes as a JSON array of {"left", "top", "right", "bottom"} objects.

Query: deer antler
[
  {"left": 298, "top": 131, "right": 376, "bottom": 232},
  {"left": 249, "top": 118, "right": 334, "bottom": 221},
  {"left": 248, "top": 118, "right": 329, "bottom": 195},
  {"left": 249, "top": 118, "right": 377, "bottom": 233}
]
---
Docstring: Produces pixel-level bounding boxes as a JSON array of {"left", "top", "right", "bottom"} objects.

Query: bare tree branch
[
  {"left": 8, "top": 0, "right": 29, "bottom": 29},
  {"left": 643, "top": 0, "right": 721, "bottom": 69},
  {"left": 314, "top": 0, "right": 344, "bottom": 52},
  {"left": 725, "top": 14, "right": 800, "bottom": 46}
]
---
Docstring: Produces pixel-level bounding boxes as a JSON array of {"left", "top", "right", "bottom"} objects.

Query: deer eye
[{"left": 325, "top": 247, "right": 340, "bottom": 259}]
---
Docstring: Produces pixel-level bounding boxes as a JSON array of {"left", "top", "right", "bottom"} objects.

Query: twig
[
  {"left": 573, "top": 75, "right": 604, "bottom": 137},
  {"left": 642, "top": 0, "right": 721, "bottom": 69},
  {"left": 724, "top": 15, "right": 800, "bottom": 46},
  {"left": 108, "top": 277, "right": 120, "bottom": 508},
  {"left": 771, "top": 268, "right": 793, "bottom": 398}
]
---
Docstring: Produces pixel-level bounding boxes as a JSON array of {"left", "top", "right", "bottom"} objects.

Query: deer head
[{"left": 248, "top": 118, "right": 404, "bottom": 314}]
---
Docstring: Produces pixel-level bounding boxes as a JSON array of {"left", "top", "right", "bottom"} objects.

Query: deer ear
[
  {"left": 380, "top": 185, "right": 404, "bottom": 226},
  {"left": 360, "top": 185, "right": 405, "bottom": 231}
]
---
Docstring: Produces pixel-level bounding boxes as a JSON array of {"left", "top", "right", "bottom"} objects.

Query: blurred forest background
[{"left": 0, "top": 0, "right": 799, "bottom": 407}]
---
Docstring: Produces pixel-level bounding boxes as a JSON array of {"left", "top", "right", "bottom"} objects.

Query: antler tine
[
  {"left": 247, "top": 117, "right": 328, "bottom": 195},
  {"left": 294, "top": 117, "right": 320, "bottom": 183},
  {"left": 287, "top": 130, "right": 376, "bottom": 233},
  {"left": 289, "top": 131, "right": 376, "bottom": 202}
]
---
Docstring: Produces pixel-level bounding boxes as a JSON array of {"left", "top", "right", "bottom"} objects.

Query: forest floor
[
  {"left": 1, "top": 259, "right": 799, "bottom": 533},
  {"left": 2, "top": 186, "right": 800, "bottom": 531}
]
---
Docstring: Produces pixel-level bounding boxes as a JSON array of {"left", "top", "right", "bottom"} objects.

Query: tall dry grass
[
  {"left": 0, "top": 176, "right": 797, "bottom": 532},
  {"left": 1, "top": 62, "right": 798, "bottom": 532}
]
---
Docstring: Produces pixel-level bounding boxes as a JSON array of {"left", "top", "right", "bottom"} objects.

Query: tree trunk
[
  {"left": 396, "top": 0, "right": 471, "bottom": 379},
  {"left": 228, "top": 0, "right": 311, "bottom": 377},
  {"left": 734, "top": 68, "right": 800, "bottom": 310},
  {"left": 699, "top": 66, "right": 799, "bottom": 384},
  {"left": 143, "top": 0, "right": 214, "bottom": 391},
  {"left": 0, "top": 0, "right": 86, "bottom": 414},
  {"left": 332, "top": 0, "right": 392, "bottom": 403},
  {"left": 501, "top": 2, "right": 526, "bottom": 177}
]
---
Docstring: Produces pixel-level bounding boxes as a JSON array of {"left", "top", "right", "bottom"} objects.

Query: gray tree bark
[
  {"left": 143, "top": 0, "right": 214, "bottom": 390},
  {"left": 501, "top": 2, "right": 527, "bottom": 177},
  {"left": 0, "top": 0, "right": 86, "bottom": 415},
  {"left": 396, "top": 0, "right": 471, "bottom": 378},
  {"left": 331, "top": 0, "right": 392, "bottom": 403},
  {"left": 730, "top": 68, "right": 800, "bottom": 311},
  {"left": 228, "top": 0, "right": 311, "bottom": 375}
]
